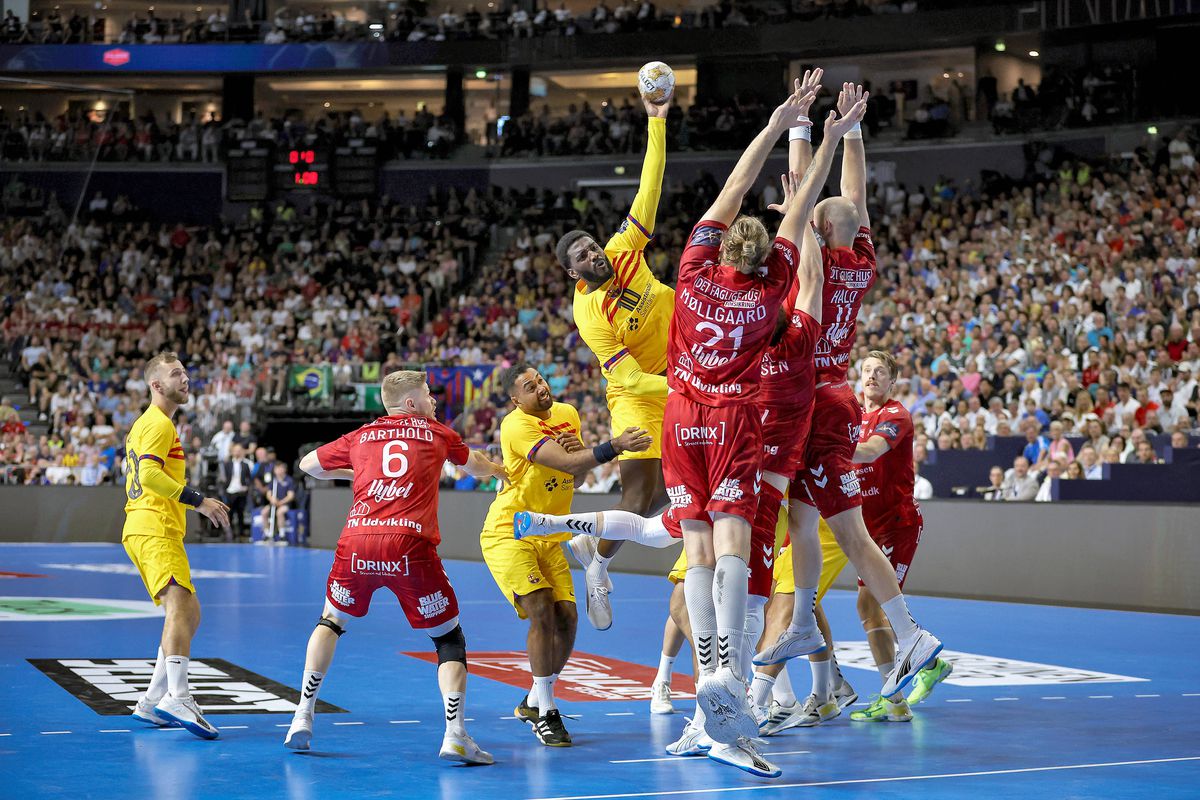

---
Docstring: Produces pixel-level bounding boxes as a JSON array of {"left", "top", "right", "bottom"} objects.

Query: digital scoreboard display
[
  {"left": 226, "top": 140, "right": 380, "bottom": 199},
  {"left": 273, "top": 148, "right": 329, "bottom": 192}
]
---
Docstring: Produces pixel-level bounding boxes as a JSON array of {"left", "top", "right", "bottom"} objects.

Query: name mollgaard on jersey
[{"left": 679, "top": 287, "right": 768, "bottom": 326}]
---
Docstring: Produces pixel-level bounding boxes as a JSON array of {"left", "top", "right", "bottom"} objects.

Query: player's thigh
[
  {"left": 324, "top": 535, "right": 384, "bottom": 618},
  {"left": 701, "top": 404, "right": 763, "bottom": 523},
  {"left": 611, "top": 393, "right": 665, "bottom": 461},
  {"left": 481, "top": 535, "right": 549, "bottom": 620},
  {"left": 387, "top": 541, "right": 461, "bottom": 631},
  {"left": 872, "top": 521, "right": 923, "bottom": 590},
  {"left": 123, "top": 534, "right": 194, "bottom": 605},
  {"left": 800, "top": 388, "right": 864, "bottom": 518},
  {"left": 534, "top": 539, "right": 576, "bottom": 607}
]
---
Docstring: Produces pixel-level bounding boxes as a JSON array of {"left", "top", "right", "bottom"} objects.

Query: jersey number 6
[{"left": 382, "top": 440, "right": 410, "bottom": 478}]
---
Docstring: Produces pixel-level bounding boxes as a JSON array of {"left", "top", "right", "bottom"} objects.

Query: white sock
[
  {"left": 810, "top": 659, "right": 832, "bottom": 702},
  {"left": 297, "top": 669, "right": 324, "bottom": 715},
  {"left": 594, "top": 510, "right": 678, "bottom": 548},
  {"left": 880, "top": 594, "right": 919, "bottom": 643},
  {"left": 774, "top": 666, "right": 797, "bottom": 705},
  {"left": 713, "top": 554, "right": 749, "bottom": 676},
  {"left": 443, "top": 690, "right": 466, "bottom": 735},
  {"left": 788, "top": 587, "right": 818, "bottom": 635},
  {"left": 877, "top": 659, "right": 895, "bottom": 681},
  {"left": 165, "top": 654, "right": 189, "bottom": 698},
  {"left": 526, "top": 684, "right": 538, "bottom": 708},
  {"left": 684, "top": 566, "right": 717, "bottom": 674},
  {"left": 750, "top": 672, "right": 776, "bottom": 708},
  {"left": 533, "top": 674, "right": 557, "bottom": 713},
  {"left": 742, "top": 594, "right": 767, "bottom": 683},
  {"left": 654, "top": 653, "right": 676, "bottom": 686},
  {"left": 145, "top": 647, "right": 168, "bottom": 703},
  {"left": 591, "top": 552, "right": 613, "bottom": 572},
  {"left": 829, "top": 653, "right": 845, "bottom": 695},
  {"left": 544, "top": 511, "right": 600, "bottom": 534}
]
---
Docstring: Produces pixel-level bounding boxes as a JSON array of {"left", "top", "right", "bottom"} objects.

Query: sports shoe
[
  {"left": 882, "top": 629, "right": 943, "bottom": 698},
  {"left": 850, "top": 695, "right": 912, "bottom": 723},
  {"left": 752, "top": 628, "right": 827, "bottom": 666},
  {"left": 708, "top": 737, "right": 782, "bottom": 779},
  {"left": 565, "top": 532, "right": 598, "bottom": 570},
  {"left": 906, "top": 658, "right": 953, "bottom": 705},
  {"left": 154, "top": 695, "right": 219, "bottom": 740},
  {"left": 284, "top": 713, "right": 313, "bottom": 750},
  {"left": 650, "top": 680, "right": 674, "bottom": 714},
  {"left": 531, "top": 709, "right": 572, "bottom": 747},
  {"left": 513, "top": 511, "right": 553, "bottom": 540},
  {"left": 584, "top": 563, "right": 613, "bottom": 631},
  {"left": 131, "top": 696, "right": 175, "bottom": 727},
  {"left": 697, "top": 666, "right": 759, "bottom": 744},
  {"left": 439, "top": 731, "right": 495, "bottom": 765},
  {"left": 664, "top": 716, "right": 712, "bottom": 756},
  {"left": 514, "top": 694, "right": 539, "bottom": 722},
  {"left": 832, "top": 677, "right": 859, "bottom": 711}
]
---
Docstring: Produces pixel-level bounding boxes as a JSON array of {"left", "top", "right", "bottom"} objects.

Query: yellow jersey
[
  {"left": 123, "top": 403, "right": 188, "bottom": 538},
  {"left": 573, "top": 116, "right": 674, "bottom": 402},
  {"left": 481, "top": 402, "right": 581, "bottom": 544}
]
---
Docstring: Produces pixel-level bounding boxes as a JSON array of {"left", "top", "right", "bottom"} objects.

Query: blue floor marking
[{"left": 1, "top": 543, "right": 1197, "bottom": 799}]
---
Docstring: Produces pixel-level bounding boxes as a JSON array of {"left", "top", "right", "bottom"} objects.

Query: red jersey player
[
  {"left": 283, "top": 370, "right": 505, "bottom": 765},
  {"left": 753, "top": 83, "right": 943, "bottom": 705}
]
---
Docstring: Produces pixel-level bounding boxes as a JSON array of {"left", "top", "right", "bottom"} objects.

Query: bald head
[{"left": 815, "top": 196, "right": 860, "bottom": 248}]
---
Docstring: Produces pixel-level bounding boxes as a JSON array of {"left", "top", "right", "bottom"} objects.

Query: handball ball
[{"left": 637, "top": 61, "right": 675, "bottom": 105}]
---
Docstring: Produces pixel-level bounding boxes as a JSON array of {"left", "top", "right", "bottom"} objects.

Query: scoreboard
[{"left": 225, "top": 140, "right": 380, "bottom": 201}]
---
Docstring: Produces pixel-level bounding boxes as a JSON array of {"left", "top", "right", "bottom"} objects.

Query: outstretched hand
[
  {"left": 768, "top": 84, "right": 819, "bottom": 133},
  {"left": 837, "top": 82, "right": 868, "bottom": 116},
  {"left": 641, "top": 95, "right": 671, "bottom": 119},
  {"left": 793, "top": 68, "right": 824, "bottom": 117},
  {"left": 614, "top": 426, "right": 653, "bottom": 454},
  {"left": 824, "top": 95, "right": 869, "bottom": 140},
  {"left": 767, "top": 170, "right": 804, "bottom": 215}
]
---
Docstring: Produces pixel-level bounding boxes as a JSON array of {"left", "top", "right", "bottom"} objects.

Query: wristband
[
  {"left": 179, "top": 487, "right": 204, "bottom": 508},
  {"left": 845, "top": 122, "right": 863, "bottom": 140},
  {"left": 593, "top": 441, "right": 618, "bottom": 464},
  {"left": 789, "top": 123, "right": 812, "bottom": 142}
]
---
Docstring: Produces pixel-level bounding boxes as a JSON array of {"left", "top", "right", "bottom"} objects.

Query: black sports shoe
[
  {"left": 515, "top": 694, "right": 539, "bottom": 722},
  {"left": 532, "top": 710, "right": 572, "bottom": 747}
]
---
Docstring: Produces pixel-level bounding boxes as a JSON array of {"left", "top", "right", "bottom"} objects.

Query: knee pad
[
  {"left": 432, "top": 625, "right": 467, "bottom": 666},
  {"left": 316, "top": 617, "right": 346, "bottom": 637}
]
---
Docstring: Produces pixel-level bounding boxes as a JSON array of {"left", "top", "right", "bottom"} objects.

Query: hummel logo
[
  {"left": 762, "top": 544, "right": 774, "bottom": 570},
  {"left": 565, "top": 519, "right": 592, "bottom": 533},
  {"left": 809, "top": 464, "right": 828, "bottom": 489},
  {"left": 882, "top": 545, "right": 894, "bottom": 557}
]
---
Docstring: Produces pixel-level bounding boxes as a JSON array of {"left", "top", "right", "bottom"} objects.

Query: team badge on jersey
[{"left": 690, "top": 226, "right": 723, "bottom": 246}]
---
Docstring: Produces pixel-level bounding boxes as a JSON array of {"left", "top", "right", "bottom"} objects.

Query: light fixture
[
  {"left": 323, "top": 101, "right": 330, "bottom": 108},
  {"left": 957, "top": 72, "right": 964, "bottom": 78},
  {"left": 942, "top": 72, "right": 950, "bottom": 79},
  {"left": 1147, "top": 125, "right": 1158, "bottom": 135},
  {"left": 475, "top": 69, "right": 487, "bottom": 79},
  {"left": 1028, "top": 49, "right": 1039, "bottom": 57},
  {"left": 368, "top": 22, "right": 382, "bottom": 30},
  {"left": 994, "top": 40, "right": 1006, "bottom": 52},
  {"left": 614, "top": 166, "right": 626, "bottom": 175}
]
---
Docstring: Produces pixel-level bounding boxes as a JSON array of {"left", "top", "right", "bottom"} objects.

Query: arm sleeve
[
  {"left": 606, "top": 116, "right": 666, "bottom": 253},
  {"left": 765, "top": 237, "right": 800, "bottom": 298},
  {"left": 678, "top": 220, "right": 726, "bottom": 283},
  {"left": 439, "top": 424, "right": 470, "bottom": 466},
  {"left": 578, "top": 314, "right": 668, "bottom": 398},
  {"left": 136, "top": 421, "right": 185, "bottom": 502},
  {"left": 315, "top": 434, "right": 353, "bottom": 471},
  {"left": 852, "top": 226, "right": 876, "bottom": 266}
]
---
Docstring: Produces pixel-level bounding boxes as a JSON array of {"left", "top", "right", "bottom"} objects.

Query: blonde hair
[
  {"left": 719, "top": 215, "right": 770, "bottom": 273},
  {"left": 144, "top": 351, "right": 181, "bottom": 386},
  {"left": 864, "top": 350, "right": 898, "bottom": 380},
  {"left": 380, "top": 369, "right": 427, "bottom": 410}
]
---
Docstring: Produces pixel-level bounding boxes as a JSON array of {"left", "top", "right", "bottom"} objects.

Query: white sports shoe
[
  {"left": 565, "top": 533, "right": 598, "bottom": 570},
  {"left": 882, "top": 629, "right": 943, "bottom": 698},
  {"left": 832, "top": 677, "right": 859, "bottom": 711},
  {"left": 707, "top": 737, "right": 781, "bottom": 779},
  {"left": 284, "top": 713, "right": 313, "bottom": 750},
  {"left": 697, "top": 667, "right": 759, "bottom": 744},
  {"left": 664, "top": 716, "right": 711, "bottom": 756},
  {"left": 439, "top": 731, "right": 495, "bottom": 765},
  {"left": 752, "top": 628, "right": 827, "bottom": 666},
  {"left": 583, "top": 563, "right": 613, "bottom": 631},
  {"left": 154, "top": 695, "right": 219, "bottom": 740},
  {"left": 650, "top": 681, "right": 674, "bottom": 714},
  {"left": 131, "top": 696, "right": 174, "bottom": 727}
]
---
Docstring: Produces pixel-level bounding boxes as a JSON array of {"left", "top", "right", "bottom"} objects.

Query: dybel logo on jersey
[
  {"left": 29, "top": 658, "right": 348, "bottom": 715},
  {"left": 102, "top": 48, "right": 131, "bottom": 66}
]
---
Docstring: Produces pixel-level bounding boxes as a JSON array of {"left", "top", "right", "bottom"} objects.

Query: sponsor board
[
  {"left": 29, "top": 658, "right": 347, "bottom": 715},
  {"left": 404, "top": 650, "right": 696, "bottom": 702},
  {"left": 0, "top": 596, "right": 162, "bottom": 621},
  {"left": 41, "top": 563, "right": 264, "bottom": 579},
  {"left": 834, "top": 641, "right": 1146, "bottom": 685}
]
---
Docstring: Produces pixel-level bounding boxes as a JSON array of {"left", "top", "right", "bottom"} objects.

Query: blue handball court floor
[{"left": 0, "top": 543, "right": 1197, "bottom": 799}]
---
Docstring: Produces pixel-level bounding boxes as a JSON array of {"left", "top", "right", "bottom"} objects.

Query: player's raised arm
[
  {"left": 609, "top": 97, "right": 669, "bottom": 251},
  {"left": 786, "top": 69, "right": 822, "bottom": 178},
  {"left": 700, "top": 84, "right": 816, "bottom": 226},
  {"left": 837, "top": 82, "right": 870, "bottom": 229}
]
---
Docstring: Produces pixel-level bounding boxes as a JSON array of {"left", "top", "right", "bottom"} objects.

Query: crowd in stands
[
  {"left": 1, "top": 120, "right": 1197, "bottom": 504},
  {"left": 0, "top": 1, "right": 918, "bottom": 46}
]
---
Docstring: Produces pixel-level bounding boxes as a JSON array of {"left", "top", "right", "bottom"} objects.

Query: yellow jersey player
[
  {"left": 123, "top": 351, "right": 230, "bottom": 739},
  {"left": 481, "top": 362, "right": 650, "bottom": 747},
  {"left": 554, "top": 95, "right": 672, "bottom": 630}
]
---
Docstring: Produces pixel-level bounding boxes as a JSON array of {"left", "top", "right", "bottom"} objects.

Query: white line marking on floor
[
  {"left": 611, "top": 750, "right": 811, "bottom": 765},
  {"left": 0, "top": 733, "right": 13, "bottom": 736},
  {"left": 1184, "top": 693, "right": 1200, "bottom": 697},
  {"left": 1089, "top": 695, "right": 1113, "bottom": 699},
  {"left": 1041, "top": 697, "right": 1065, "bottom": 700},
  {"left": 499, "top": 716, "right": 519, "bottom": 720},
  {"left": 465, "top": 718, "right": 475, "bottom": 722},
  {"left": 40, "top": 731, "right": 71, "bottom": 735},
  {"left": 945, "top": 699, "right": 972, "bottom": 703},
  {"left": 218, "top": 726, "right": 248, "bottom": 730},
  {"left": 100, "top": 729, "right": 132, "bottom": 733},
  {"left": 531, "top": 755, "right": 1200, "bottom": 800},
  {"left": 1136, "top": 694, "right": 1160, "bottom": 698},
  {"left": 275, "top": 724, "right": 291, "bottom": 728},
  {"left": 332, "top": 722, "right": 364, "bottom": 726},
  {"left": 605, "top": 712, "right": 635, "bottom": 716},
  {"left": 993, "top": 697, "right": 1019, "bottom": 701},
  {"left": 389, "top": 720, "right": 420, "bottom": 724},
  {"left": 852, "top": 702, "right": 870, "bottom": 707}
]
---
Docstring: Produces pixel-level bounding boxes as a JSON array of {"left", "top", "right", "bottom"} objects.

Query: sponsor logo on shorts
[
  {"left": 862, "top": 485, "right": 880, "bottom": 498},
  {"left": 667, "top": 485, "right": 693, "bottom": 510},
  {"left": 673, "top": 421, "right": 726, "bottom": 447},
  {"left": 764, "top": 444, "right": 779, "bottom": 456},
  {"left": 417, "top": 590, "right": 450, "bottom": 619},
  {"left": 527, "top": 574, "right": 542, "bottom": 585},
  {"left": 713, "top": 478, "right": 743, "bottom": 502},
  {"left": 895, "top": 563, "right": 908, "bottom": 583},
  {"left": 848, "top": 422, "right": 863, "bottom": 442},
  {"left": 29, "top": 658, "right": 346, "bottom": 715},
  {"left": 351, "top": 554, "right": 408, "bottom": 576},
  {"left": 329, "top": 580, "right": 354, "bottom": 606},
  {"left": 839, "top": 472, "right": 861, "bottom": 497},
  {"left": 544, "top": 477, "right": 559, "bottom": 492}
]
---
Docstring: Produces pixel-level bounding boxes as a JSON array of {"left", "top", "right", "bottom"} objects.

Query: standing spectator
[
  {"left": 210, "top": 419, "right": 235, "bottom": 463},
  {"left": 219, "top": 443, "right": 254, "bottom": 541},
  {"left": 259, "top": 460, "right": 295, "bottom": 544}
]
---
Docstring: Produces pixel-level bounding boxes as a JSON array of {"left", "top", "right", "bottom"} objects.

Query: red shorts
[
  {"left": 797, "top": 382, "right": 863, "bottom": 518},
  {"left": 325, "top": 534, "right": 459, "bottom": 630},
  {"left": 761, "top": 403, "right": 812, "bottom": 476},
  {"left": 663, "top": 393, "right": 763, "bottom": 525},
  {"left": 748, "top": 509, "right": 776, "bottom": 598},
  {"left": 859, "top": 512, "right": 924, "bottom": 590}
]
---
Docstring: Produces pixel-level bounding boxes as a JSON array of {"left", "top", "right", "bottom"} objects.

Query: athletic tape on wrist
[
  {"left": 789, "top": 124, "right": 812, "bottom": 142},
  {"left": 845, "top": 122, "right": 863, "bottom": 140},
  {"left": 593, "top": 440, "right": 618, "bottom": 464},
  {"left": 179, "top": 487, "right": 204, "bottom": 508}
]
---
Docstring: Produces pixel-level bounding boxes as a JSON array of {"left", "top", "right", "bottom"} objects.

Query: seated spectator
[
  {"left": 259, "top": 461, "right": 295, "bottom": 543},
  {"left": 1132, "top": 440, "right": 1162, "bottom": 465},
  {"left": 1035, "top": 457, "right": 1066, "bottom": 502},
  {"left": 1077, "top": 445, "right": 1103, "bottom": 480},
  {"left": 1001, "top": 456, "right": 1040, "bottom": 501}
]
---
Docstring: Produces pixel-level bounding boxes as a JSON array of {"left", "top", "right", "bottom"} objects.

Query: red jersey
[
  {"left": 315, "top": 413, "right": 470, "bottom": 545},
  {"left": 760, "top": 280, "right": 819, "bottom": 409},
  {"left": 668, "top": 220, "right": 797, "bottom": 406},
  {"left": 854, "top": 399, "right": 920, "bottom": 531},
  {"left": 814, "top": 225, "right": 876, "bottom": 383}
]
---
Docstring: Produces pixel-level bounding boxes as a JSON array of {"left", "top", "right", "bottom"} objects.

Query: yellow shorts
[
  {"left": 668, "top": 549, "right": 688, "bottom": 584},
  {"left": 122, "top": 534, "right": 194, "bottom": 605},
  {"left": 609, "top": 392, "right": 666, "bottom": 461},
  {"left": 770, "top": 519, "right": 848, "bottom": 602},
  {"left": 666, "top": 501, "right": 788, "bottom": 585},
  {"left": 481, "top": 535, "right": 575, "bottom": 619}
]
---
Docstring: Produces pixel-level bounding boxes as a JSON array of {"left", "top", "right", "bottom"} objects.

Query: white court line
[
  {"left": 219, "top": 726, "right": 248, "bottom": 730},
  {"left": 0, "top": 733, "right": 12, "bottom": 736},
  {"left": 945, "top": 699, "right": 972, "bottom": 703},
  {"left": 611, "top": 750, "right": 810, "bottom": 765},
  {"left": 1136, "top": 694, "right": 1161, "bottom": 698},
  {"left": 606, "top": 712, "right": 635, "bottom": 717},
  {"left": 1041, "top": 697, "right": 1065, "bottom": 701},
  {"left": 40, "top": 731, "right": 71, "bottom": 735},
  {"left": 993, "top": 697, "right": 1019, "bottom": 702},
  {"left": 389, "top": 720, "right": 420, "bottom": 725},
  {"left": 275, "top": 724, "right": 291, "bottom": 728},
  {"left": 100, "top": 729, "right": 132, "bottom": 733},
  {"left": 1184, "top": 693, "right": 1200, "bottom": 697},
  {"left": 499, "top": 715, "right": 519, "bottom": 720},
  {"left": 332, "top": 722, "right": 364, "bottom": 726},
  {"left": 529, "top": 756, "right": 1200, "bottom": 800},
  {"left": 1089, "top": 695, "right": 1114, "bottom": 699}
]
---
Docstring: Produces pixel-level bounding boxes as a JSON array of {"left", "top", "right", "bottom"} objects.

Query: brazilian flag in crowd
[{"left": 289, "top": 365, "right": 333, "bottom": 400}]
